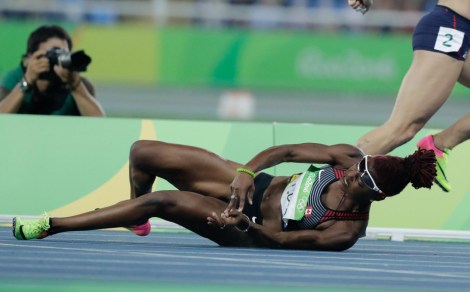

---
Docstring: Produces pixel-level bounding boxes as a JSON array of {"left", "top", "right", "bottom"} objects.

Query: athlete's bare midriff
[
  {"left": 438, "top": 0, "right": 470, "bottom": 20},
  {"left": 259, "top": 176, "right": 288, "bottom": 231}
]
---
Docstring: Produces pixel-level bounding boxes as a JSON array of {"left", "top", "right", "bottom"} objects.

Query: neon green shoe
[
  {"left": 417, "top": 135, "right": 452, "bottom": 192},
  {"left": 434, "top": 148, "right": 452, "bottom": 192},
  {"left": 13, "top": 213, "right": 51, "bottom": 240}
]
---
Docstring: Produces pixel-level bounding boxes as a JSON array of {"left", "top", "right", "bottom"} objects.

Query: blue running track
[{"left": 1, "top": 227, "right": 470, "bottom": 292}]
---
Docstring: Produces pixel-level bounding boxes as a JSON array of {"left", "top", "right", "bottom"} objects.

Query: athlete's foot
[
  {"left": 126, "top": 220, "right": 151, "bottom": 236},
  {"left": 13, "top": 213, "right": 51, "bottom": 240},
  {"left": 417, "top": 135, "right": 451, "bottom": 192}
]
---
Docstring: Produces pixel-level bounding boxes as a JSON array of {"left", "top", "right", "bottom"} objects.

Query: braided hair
[{"left": 372, "top": 149, "right": 437, "bottom": 197}]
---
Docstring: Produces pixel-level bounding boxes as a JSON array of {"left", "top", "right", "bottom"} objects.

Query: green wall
[
  {"left": 1, "top": 21, "right": 467, "bottom": 97},
  {"left": 1, "top": 115, "right": 470, "bottom": 231}
]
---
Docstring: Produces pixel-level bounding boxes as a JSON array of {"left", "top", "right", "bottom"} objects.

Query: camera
[{"left": 39, "top": 47, "right": 92, "bottom": 80}]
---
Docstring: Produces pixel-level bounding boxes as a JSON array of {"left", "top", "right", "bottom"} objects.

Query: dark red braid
[
  {"left": 404, "top": 149, "right": 436, "bottom": 189},
  {"left": 372, "top": 149, "right": 436, "bottom": 197}
]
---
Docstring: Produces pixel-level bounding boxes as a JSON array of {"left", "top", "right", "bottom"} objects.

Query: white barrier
[{"left": 365, "top": 227, "right": 470, "bottom": 242}]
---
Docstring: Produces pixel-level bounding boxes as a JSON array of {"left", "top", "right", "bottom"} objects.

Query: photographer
[{"left": 0, "top": 25, "right": 105, "bottom": 116}]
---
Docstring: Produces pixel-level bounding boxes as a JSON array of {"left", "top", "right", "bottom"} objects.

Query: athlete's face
[
  {"left": 343, "top": 156, "right": 385, "bottom": 200},
  {"left": 356, "top": 156, "right": 383, "bottom": 194}
]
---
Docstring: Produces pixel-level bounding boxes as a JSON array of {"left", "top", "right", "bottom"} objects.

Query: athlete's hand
[
  {"left": 348, "top": 0, "right": 373, "bottom": 14},
  {"left": 226, "top": 171, "right": 255, "bottom": 213},
  {"left": 207, "top": 209, "right": 249, "bottom": 230}
]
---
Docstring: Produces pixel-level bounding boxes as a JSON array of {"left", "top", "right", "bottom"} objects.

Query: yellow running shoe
[{"left": 417, "top": 135, "right": 451, "bottom": 192}]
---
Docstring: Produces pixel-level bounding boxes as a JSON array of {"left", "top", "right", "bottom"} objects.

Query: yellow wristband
[{"left": 236, "top": 167, "right": 256, "bottom": 178}]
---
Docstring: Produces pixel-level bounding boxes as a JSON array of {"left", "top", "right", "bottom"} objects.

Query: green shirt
[{"left": 1, "top": 65, "right": 81, "bottom": 116}]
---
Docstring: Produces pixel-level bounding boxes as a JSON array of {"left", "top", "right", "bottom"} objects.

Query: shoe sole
[
  {"left": 435, "top": 161, "right": 450, "bottom": 193},
  {"left": 12, "top": 218, "right": 27, "bottom": 240},
  {"left": 434, "top": 179, "right": 450, "bottom": 192},
  {"left": 12, "top": 217, "right": 16, "bottom": 238}
]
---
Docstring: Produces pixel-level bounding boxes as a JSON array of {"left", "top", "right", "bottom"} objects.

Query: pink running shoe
[
  {"left": 417, "top": 135, "right": 451, "bottom": 192},
  {"left": 127, "top": 220, "right": 151, "bottom": 236}
]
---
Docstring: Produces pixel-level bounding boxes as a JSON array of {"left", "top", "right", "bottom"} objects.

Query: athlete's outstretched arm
[
  {"left": 242, "top": 143, "right": 363, "bottom": 171},
  {"left": 209, "top": 209, "right": 364, "bottom": 251}
]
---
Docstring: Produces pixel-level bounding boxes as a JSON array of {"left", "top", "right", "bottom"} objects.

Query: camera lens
[{"left": 57, "top": 53, "right": 72, "bottom": 69}]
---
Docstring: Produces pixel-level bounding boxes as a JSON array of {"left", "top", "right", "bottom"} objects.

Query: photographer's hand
[
  {"left": 0, "top": 50, "right": 49, "bottom": 113},
  {"left": 24, "top": 50, "right": 50, "bottom": 85},
  {"left": 53, "top": 66, "right": 80, "bottom": 89},
  {"left": 53, "top": 65, "right": 105, "bottom": 117}
]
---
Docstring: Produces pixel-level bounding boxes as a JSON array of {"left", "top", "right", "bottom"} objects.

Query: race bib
[
  {"left": 434, "top": 27, "right": 465, "bottom": 53},
  {"left": 281, "top": 165, "right": 319, "bottom": 226}
]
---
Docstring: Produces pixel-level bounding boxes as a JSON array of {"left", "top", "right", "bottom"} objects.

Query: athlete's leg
[
  {"left": 129, "top": 141, "right": 156, "bottom": 198},
  {"left": 431, "top": 58, "right": 470, "bottom": 150},
  {"left": 457, "top": 55, "right": 470, "bottom": 87},
  {"left": 414, "top": 57, "right": 470, "bottom": 192},
  {"left": 48, "top": 191, "right": 254, "bottom": 246},
  {"left": 432, "top": 114, "right": 470, "bottom": 150},
  {"left": 357, "top": 51, "right": 464, "bottom": 155},
  {"left": 129, "top": 140, "right": 241, "bottom": 200}
]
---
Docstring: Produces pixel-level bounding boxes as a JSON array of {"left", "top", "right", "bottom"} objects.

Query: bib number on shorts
[{"left": 434, "top": 27, "right": 465, "bottom": 53}]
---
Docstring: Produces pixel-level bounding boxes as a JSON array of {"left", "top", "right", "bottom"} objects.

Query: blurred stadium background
[{"left": 0, "top": 0, "right": 468, "bottom": 127}]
